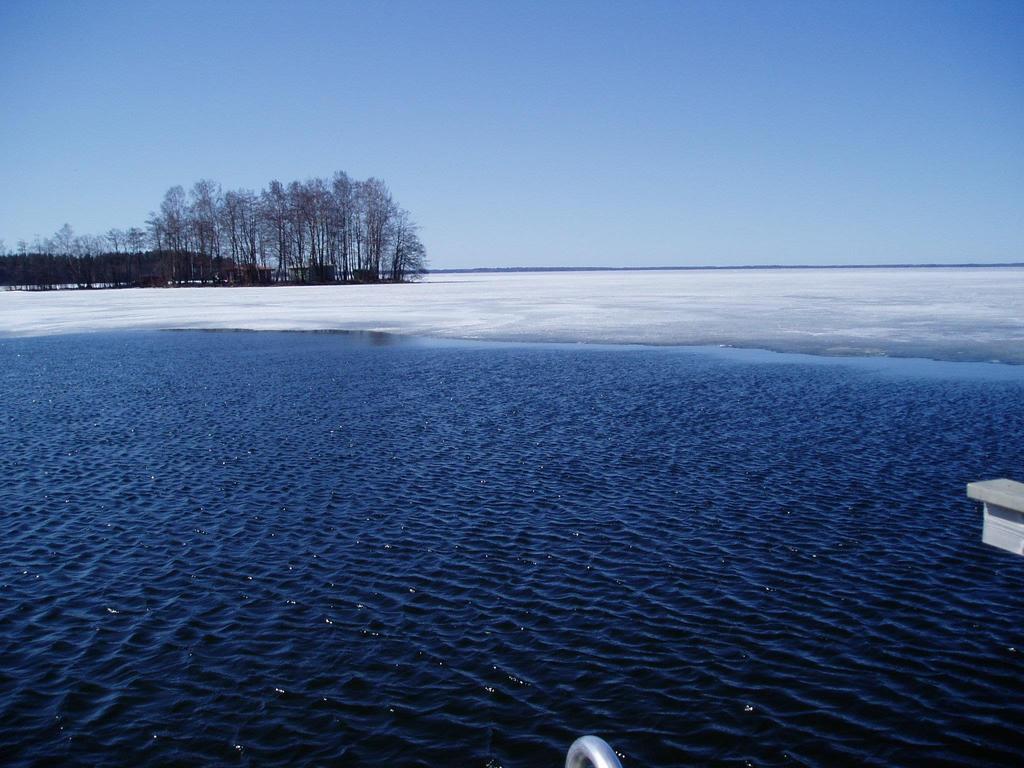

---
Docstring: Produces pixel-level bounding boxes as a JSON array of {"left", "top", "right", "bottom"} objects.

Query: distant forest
[{"left": 0, "top": 172, "right": 426, "bottom": 290}]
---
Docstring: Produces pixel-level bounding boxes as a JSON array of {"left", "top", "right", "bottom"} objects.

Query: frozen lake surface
[{"left": 2, "top": 267, "right": 1023, "bottom": 362}]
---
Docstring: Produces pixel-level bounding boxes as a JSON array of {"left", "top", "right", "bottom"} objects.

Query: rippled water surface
[{"left": 2, "top": 332, "right": 1023, "bottom": 767}]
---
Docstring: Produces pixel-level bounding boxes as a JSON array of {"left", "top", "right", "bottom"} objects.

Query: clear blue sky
[{"left": 1, "top": 0, "right": 1021, "bottom": 268}]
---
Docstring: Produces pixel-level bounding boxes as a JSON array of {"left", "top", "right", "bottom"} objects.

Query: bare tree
[
  {"left": 261, "top": 180, "right": 291, "bottom": 280},
  {"left": 150, "top": 186, "right": 190, "bottom": 283},
  {"left": 126, "top": 227, "right": 146, "bottom": 284},
  {"left": 189, "top": 179, "right": 222, "bottom": 283},
  {"left": 332, "top": 172, "right": 355, "bottom": 281},
  {"left": 106, "top": 228, "right": 124, "bottom": 255},
  {"left": 388, "top": 208, "right": 427, "bottom": 281},
  {"left": 358, "top": 178, "right": 394, "bottom": 281}
]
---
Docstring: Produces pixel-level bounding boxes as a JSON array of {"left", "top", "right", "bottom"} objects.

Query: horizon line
[{"left": 429, "top": 262, "right": 1024, "bottom": 274}]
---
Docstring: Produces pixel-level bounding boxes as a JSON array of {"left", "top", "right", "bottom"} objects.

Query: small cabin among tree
[
  {"left": 218, "top": 265, "right": 273, "bottom": 286},
  {"left": 287, "top": 265, "right": 336, "bottom": 284}
]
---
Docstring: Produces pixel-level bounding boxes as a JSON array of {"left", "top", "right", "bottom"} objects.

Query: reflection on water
[{"left": 1, "top": 331, "right": 1022, "bottom": 767}]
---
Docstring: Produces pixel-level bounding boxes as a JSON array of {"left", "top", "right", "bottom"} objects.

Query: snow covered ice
[{"left": 1, "top": 267, "right": 1022, "bottom": 363}]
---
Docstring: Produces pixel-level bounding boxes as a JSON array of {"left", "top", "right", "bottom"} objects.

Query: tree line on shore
[{"left": 0, "top": 172, "right": 427, "bottom": 290}]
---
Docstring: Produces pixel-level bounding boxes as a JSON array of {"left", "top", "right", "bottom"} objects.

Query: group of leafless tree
[{"left": 0, "top": 172, "right": 427, "bottom": 290}]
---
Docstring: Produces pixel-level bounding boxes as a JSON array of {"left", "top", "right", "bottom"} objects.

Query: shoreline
[
  {"left": 428, "top": 262, "right": 1024, "bottom": 274},
  {"left": 6, "top": 261, "right": 1024, "bottom": 291}
]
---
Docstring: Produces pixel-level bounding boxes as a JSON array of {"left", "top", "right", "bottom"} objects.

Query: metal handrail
[{"left": 565, "top": 735, "right": 623, "bottom": 768}]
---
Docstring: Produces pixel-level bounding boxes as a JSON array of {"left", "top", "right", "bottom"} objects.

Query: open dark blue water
[{"left": 2, "top": 332, "right": 1022, "bottom": 767}]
